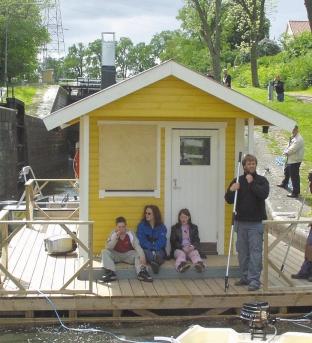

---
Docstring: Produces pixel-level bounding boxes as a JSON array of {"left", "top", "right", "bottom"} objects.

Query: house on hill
[
  {"left": 286, "top": 20, "right": 311, "bottom": 37},
  {"left": 43, "top": 60, "right": 296, "bottom": 258}
]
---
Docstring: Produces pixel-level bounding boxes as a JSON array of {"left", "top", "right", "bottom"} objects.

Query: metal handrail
[
  {"left": 263, "top": 219, "right": 312, "bottom": 291},
  {"left": 25, "top": 178, "right": 79, "bottom": 221}
]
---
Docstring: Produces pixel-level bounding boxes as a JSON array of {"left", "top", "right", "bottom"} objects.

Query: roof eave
[{"left": 43, "top": 60, "right": 296, "bottom": 132}]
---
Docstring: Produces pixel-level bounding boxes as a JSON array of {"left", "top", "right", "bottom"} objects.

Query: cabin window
[
  {"left": 180, "top": 137, "right": 211, "bottom": 166},
  {"left": 98, "top": 123, "right": 160, "bottom": 197}
]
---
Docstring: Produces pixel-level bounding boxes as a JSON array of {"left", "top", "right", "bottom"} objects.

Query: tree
[
  {"left": 85, "top": 39, "right": 101, "bottom": 78},
  {"left": 115, "top": 37, "right": 134, "bottom": 78},
  {"left": 305, "top": 0, "right": 312, "bottom": 31},
  {"left": 150, "top": 30, "right": 178, "bottom": 61},
  {"left": 63, "top": 43, "right": 87, "bottom": 78},
  {"left": 0, "top": 0, "right": 49, "bottom": 83},
  {"left": 152, "top": 30, "right": 211, "bottom": 73},
  {"left": 179, "top": 0, "right": 222, "bottom": 80},
  {"left": 232, "top": 0, "right": 266, "bottom": 87},
  {"left": 131, "top": 42, "right": 156, "bottom": 74}
]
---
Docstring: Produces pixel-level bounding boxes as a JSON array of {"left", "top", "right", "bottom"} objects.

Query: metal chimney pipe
[{"left": 101, "top": 32, "right": 116, "bottom": 89}]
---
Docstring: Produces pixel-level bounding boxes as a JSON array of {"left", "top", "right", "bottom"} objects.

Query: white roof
[{"left": 43, "top": 60, "right": 296, "bottom": 131}]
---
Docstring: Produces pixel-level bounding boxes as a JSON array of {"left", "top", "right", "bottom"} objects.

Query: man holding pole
[{"left": 225, "top": 154, "right": 269, "bottom": 291}]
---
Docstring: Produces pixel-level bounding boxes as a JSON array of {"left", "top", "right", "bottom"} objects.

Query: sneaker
[
  {"left": 291, "top": 273, "right": 309, "bottom": 279},
  {"left": 234, "top": 279, "right": 249, "bottom": 286},
  {"left": 194, "top": 261, "right": 205, "bottom": 273},
  {"left": 150, "top": 260, "right": 160, "bottom": 274},
  {"left": 287, "top": 193, "right": 299, "bottom": 198},
  {"left": 248, "top": 284, "right": 260, "bottom": 291},
  {"left": 101, "top": 270, "right": 117, "bottom": 282},
  {"left": 177, "top": 261, "right": 191, "bottom": 273},
  {"left": 137, "top": 267, "right": 153, "bottom": 282},
  {"left": 277, "top": 184, "right": 287, "bottom": 189}
]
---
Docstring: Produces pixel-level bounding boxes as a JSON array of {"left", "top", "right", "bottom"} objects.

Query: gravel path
[{"left": 254, "top": 127, "right": 311, "bottom": 247}]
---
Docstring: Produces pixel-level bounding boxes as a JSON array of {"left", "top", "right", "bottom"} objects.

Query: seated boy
[{"left": 101, "top": 216, "right": 152, "bottom": 282}]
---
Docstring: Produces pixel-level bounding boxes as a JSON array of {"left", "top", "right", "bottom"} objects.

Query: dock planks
[{"left": 1, "top": 224, "right": 312, "bottom": 321}]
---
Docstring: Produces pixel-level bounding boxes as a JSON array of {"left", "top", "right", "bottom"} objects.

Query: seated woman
[
  {"left": 170, "top": 208, "right": 205, "bottom": 273},
  {"left": 137, "top": 205, "right": 167, "bottom": 274}
]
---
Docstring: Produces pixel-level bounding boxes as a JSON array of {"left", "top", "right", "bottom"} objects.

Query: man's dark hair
[
  {"left": 242, "top": 154, "right": 258, "bottom": 167},
  {"left": 115, "top": 216, "right": 127, "bottom": 225}
]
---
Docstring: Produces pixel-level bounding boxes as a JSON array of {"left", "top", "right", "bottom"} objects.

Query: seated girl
[
  {"left": 137, "top": 205, "right": 167, "bottom": 274},
  {"left": 170, "top": 208, "right": 205, "bottom": 273}
]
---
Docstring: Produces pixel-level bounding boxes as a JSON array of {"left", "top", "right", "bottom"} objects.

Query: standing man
[
  {"left": 101, "top": 216, "right": 152, "bottom": 282},
  {"left": 277, "top": 125, "right": 304, "bottom": 198},
  {"left": 225, "top": 154, "right": 269, "bottom": 291},
  {"left": 273, "top": 75, "right": 284, "bottom": 102},
  {"left": 223, "top": 69, "right": 232, "bottom": 88}
]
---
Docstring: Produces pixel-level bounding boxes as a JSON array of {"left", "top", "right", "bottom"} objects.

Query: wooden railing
[
  {"left": 24, "top": 178, "right": 79, "bottom": 221},
  {"left": 0, "top": 216, "right": 94, "bottom": 295},
  {"left": 263, "top": 219, "right": 312, "bottom": 291}
]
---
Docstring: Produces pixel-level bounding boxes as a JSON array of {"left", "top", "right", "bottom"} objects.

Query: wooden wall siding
[
  {"left": 89, "top": 120, "right": 165, "bottom": 254},
  {"left": 90, "top": 76, "right": 251, "bottom": 120},
  {"left": 88, "top": 76, "right": 243, "bottom": 254}
]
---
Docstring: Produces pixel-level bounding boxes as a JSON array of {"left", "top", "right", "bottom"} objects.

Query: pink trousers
[{"left": 174, "top": 246, "right": 202, "bottom": 270}]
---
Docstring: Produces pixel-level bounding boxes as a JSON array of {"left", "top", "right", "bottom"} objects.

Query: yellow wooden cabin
[{"left": 43, "top": 61, "right": 295, "bottom": 257}]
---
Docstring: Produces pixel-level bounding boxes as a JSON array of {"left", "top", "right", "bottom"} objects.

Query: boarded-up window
[{"left": 99, "top": 124, "right": 157, "bottom": 191}]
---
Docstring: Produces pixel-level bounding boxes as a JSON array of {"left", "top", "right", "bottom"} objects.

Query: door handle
[{"left": 173, "top": 178, "right": 181, "bottom": 189}]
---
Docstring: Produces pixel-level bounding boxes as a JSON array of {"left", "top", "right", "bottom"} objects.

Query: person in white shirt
[{"left": 277, "top": 125, "right": 304, "bottom": 198}]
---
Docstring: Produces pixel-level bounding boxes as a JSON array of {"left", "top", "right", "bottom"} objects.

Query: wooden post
[
  {"left": 263, "top": 222, "right": 269, "bottom": 291},
  {"left": 0, "top": 210, "right": 9, "bottom": 274},
  {"left": 88, "top": 223, "right": 93, "bottom": 293},
  {"left": 25, "top": 181, "right": 34, "bottom": 225}
]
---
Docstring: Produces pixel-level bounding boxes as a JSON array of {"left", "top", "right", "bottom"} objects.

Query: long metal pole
[
  {"left": 4, "top": 18, "right": 8, "bottom": 87},
  {"left": 225, "top": 152, "right": 242, "bottom": 292}
]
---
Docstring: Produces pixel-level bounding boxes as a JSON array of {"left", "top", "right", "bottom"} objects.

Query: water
[{"left": 0, "top": 318, "right": 311, "bottom": 343}]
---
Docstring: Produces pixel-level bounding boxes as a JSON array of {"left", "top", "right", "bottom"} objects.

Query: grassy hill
[{"left": 233, "top": 85, "right": 312, "bottom": 205}]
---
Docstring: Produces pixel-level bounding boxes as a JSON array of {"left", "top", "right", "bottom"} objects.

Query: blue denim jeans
[
  {"left": 235, "top": 221, "right": 263, "bottom": 287},
  {"left": 299, "top": 228, "right": 312, "bottom": 276},
  {"left": 143, "top": 249, "right": 166, "bottom": 265}
]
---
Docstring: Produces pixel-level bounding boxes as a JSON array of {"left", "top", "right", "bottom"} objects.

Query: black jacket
[
  {"left": 170, "top": 223, "right": 204, "bottom": 258},
  {"left": 274, "top": 80, "right": 284, "bottom": 94},
  {"left": 224, "top": 172, "right": 269, "bottom": 222}
]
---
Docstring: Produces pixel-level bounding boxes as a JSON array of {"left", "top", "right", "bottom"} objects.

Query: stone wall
[
  {"left": 51, "top": 86, "right": 69, "bottom": 113},
  {"left": 25, "top": 116, "right": 68, "bottom": 179},
  {"left": 0, "top": 107, "right": 18, "bottom": 200},
  {"left": 0, "top": 88, "right": 71, "bottom": 201}
]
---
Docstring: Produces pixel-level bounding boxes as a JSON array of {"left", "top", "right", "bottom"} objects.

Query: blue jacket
[{"left": 137, "top": 220, "right": 167, "bottom": 251}]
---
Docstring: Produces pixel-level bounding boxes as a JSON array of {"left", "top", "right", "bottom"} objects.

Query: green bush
[
  {"left": 233, "top": 48, "right": 312, "bottom": 90},
  {"left": 282, "top": 32, "right": 312, "bottom": 58}
]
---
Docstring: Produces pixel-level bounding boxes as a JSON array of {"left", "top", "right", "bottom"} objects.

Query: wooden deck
[{"left": 1, "top": 223, "right": 312, "bottom": 323}]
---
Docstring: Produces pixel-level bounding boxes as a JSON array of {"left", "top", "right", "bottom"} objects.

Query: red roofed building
[{"left": 286, "top": 20, "right": 311, "bottom": 36}]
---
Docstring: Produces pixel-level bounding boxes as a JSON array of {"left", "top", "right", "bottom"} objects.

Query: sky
[{"left": 59, "top": 0, "right": 308, "bottom": 50}]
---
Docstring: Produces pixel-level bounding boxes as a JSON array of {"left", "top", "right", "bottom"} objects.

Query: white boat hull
[{"left": 169, "top": 325, "right": 312, "bottom": 343}]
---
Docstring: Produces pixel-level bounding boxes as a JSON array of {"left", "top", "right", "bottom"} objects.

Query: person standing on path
[
  {"left": 277, "top": 125, "right": 304, "bottom": 198},
  {"left": 225, "top": 154, "right": 269, "bottom": 291},
  {"left": 223, "top": 69, "right": 232, "bottom": 88},
  {"left": 273, "top": 75, "right": 285, "bottom": 102}
]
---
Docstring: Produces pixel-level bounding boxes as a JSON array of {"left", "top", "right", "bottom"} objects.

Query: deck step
[{"left": 78, "top": 265, "right": 240, "bottom": 280}]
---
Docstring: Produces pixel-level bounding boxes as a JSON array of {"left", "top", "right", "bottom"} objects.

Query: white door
[{"left": 171, "top": 129, "right": 219, "bottom": 244}]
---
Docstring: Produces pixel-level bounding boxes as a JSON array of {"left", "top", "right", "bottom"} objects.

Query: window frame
[{"left": 98, "top": 121, "right": 161, "bottom": 198}]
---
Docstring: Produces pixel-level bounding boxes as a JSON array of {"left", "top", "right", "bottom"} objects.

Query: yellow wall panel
[{"left": 88, "top": 77, "right": 247, "bottom": 254}]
